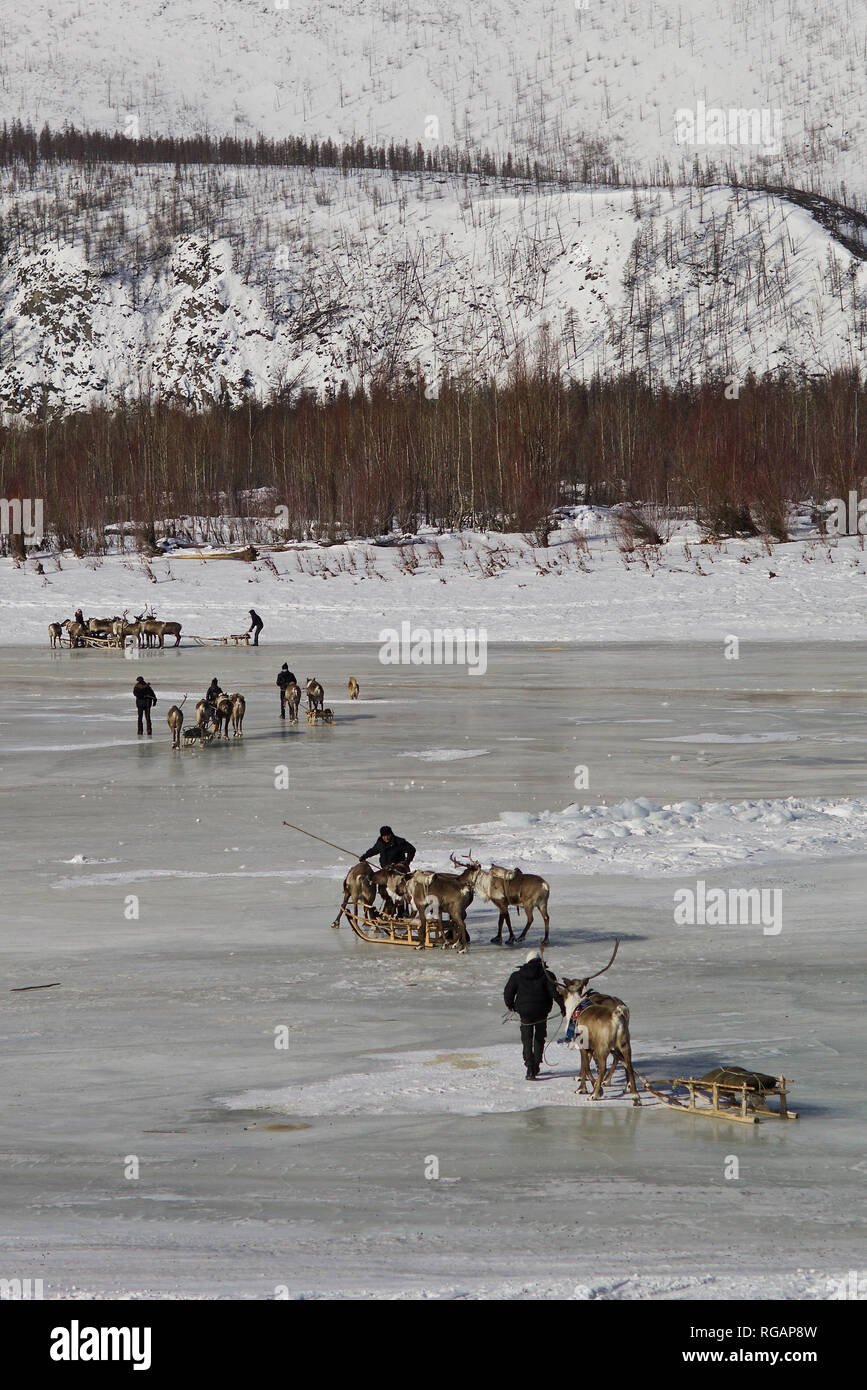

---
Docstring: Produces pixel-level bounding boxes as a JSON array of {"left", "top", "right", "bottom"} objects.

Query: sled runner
[{"left": 641, "top": 1067, "right": 797, "bottom": 1123}]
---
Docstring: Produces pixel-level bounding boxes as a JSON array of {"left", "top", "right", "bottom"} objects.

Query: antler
[
  {"left": 450, "top": 850, "right": 477, "bottom": 868},
  {"left": 576, "top": 939, "right": 620, "bottom": 993}
]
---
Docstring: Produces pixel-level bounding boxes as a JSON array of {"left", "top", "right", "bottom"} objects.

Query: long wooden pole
[{"left": 282, "top": 821, "right": 361, "bottom": 860}]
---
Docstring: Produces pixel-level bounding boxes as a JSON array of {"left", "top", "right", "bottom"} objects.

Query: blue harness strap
[{"left": 565, "top": 997, "right": 591, "bottom": 1042}]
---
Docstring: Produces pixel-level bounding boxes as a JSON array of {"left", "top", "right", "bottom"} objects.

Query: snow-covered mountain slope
[
  {"left": 6, "top": 1, "right": 867, "bottom": 198},
  {"left": 3, "top": 166, "right": 867, "bottom": 413}
]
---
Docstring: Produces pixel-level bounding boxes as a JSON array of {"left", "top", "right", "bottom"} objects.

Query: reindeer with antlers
[
  {"left": 450, "top": 853, "right": 551, "bottom": 944},
  {"left": 558, "top": 942, "right": 640, "bottom": 1103}
]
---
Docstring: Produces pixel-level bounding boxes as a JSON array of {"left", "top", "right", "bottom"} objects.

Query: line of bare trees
[
  {"left": 3, "top": 366, "right": 867, "bottom": 555},
  {"left": 3, "top": 121, "right": 863, "bottom": 219}
]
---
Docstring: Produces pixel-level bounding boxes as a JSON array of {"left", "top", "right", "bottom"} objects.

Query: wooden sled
[
  {"left": 187, "top": 633, "right": 250, "bottom": 646},
  {"left": 340, "top": 907, "right": 456, "bottom": 949},
  {"left": 306, "top": 707, "right": 335, "bottom": 725},
  {"left": 64, "top": 633, "right": 122, "bottom": 649},
  {"left": 642, "top": 1070, "right": 797, "bottom": 1124}
]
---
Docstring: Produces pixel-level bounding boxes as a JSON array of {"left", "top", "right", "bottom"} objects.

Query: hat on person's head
[
  {"left": 282, "top": 663, "right": 288, "bottom": 670},
  {"left": 524, "top": 947, "right": 541, "bottom": 964},
  {"left": 380, "top": 825, "right": 393, "bottom": 837}
]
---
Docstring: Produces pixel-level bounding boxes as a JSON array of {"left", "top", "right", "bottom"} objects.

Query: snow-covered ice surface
[{"left": 2, "top": 641, "right": 865, "bottom": 1299}]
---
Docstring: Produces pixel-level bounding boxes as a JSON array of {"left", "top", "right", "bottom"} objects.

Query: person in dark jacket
[
  {"left": 204, "top": 677, "right": 223, "bottom": 705},
  {"left": 360, "top": 825, "right": 416, "bottom": 870},
  {"left": 276, "top": 663, "right": 297, "bottom": 718},
  {"left": 133, "top": 675, "right": 157, "bottom": 736},
  {"left": 504, "top": 949, "right": 565, "bottom": 1080},
  {"left": 247, "top": 609, "right": 264, "bottom": 645}
]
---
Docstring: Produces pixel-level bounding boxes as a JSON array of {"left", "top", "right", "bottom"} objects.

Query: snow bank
[
  {"left": 448, "top": 794, "right": 867, "bottom": 876},
  {"left": 6, "top": 512, "right": 867, "bottom": 646}
]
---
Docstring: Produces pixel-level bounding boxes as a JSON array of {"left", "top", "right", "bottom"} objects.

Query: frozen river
[{"left": 1, "top": 641, "right": 865, "bottom": 1298}]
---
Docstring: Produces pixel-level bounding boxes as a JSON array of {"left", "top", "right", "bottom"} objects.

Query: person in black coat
[
  {"left": 247, "top": 609, "right": 264, "bottom": 645},
  {"left": 504, "top": 949, "right": 564, "bottom": 1080},
  {"left": 132, "top": 675, "right": 157, "bottom": 736},
  {"left": 360, "top": 826, "right": 416, "bottom": 870},
  {"left": 204, "top": 677, "right": 223, "bottom": 704},
  {"left": 276, "top": 663, "right": 297, "bottom": 718}
]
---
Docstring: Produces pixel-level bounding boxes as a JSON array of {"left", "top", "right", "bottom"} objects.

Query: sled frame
[
  {"left": 342, "top": 907, "right": 452, "bottom": 949},
  {"left": 643, "top": 1074, "right": 797, "bottom": 1123}
]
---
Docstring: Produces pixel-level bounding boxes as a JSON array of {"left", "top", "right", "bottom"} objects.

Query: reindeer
[
  {"left": 213, "top": 693, "right": 234, "bottom": 739},
  {"left": 372, "top": 865, "right": 412, "bottom": 918},
  {"left": 348, "top": 677, "right": 359, "bottom": 700},
  {"left": 195, "top": 698, "right": 216, "bottom": 731},
  {"left": 154, "top": 620, "right": 182, "bottom": 648},
  {"left": 285, "top": 682, "right": 301, "bottom": 722},
  {"left": 405, "top": 856, "right": 476, "bottom": 950},
  {"left": 333, "top": 861, "right": 377, "bottom": 929},
  {"left": 113, "top": 611, "right": 145, "bottom": 647},
  {"left": 139, "top": 617, "right": 161, "bottom": 649},
  {"left": 48, "top": 621, "right": 63, "bottom": 648},
  {"left": 560, "top": 984, "right": 640, "bottom": 1102},
  {"left": 558, "top": 943, "right": 639, "bottom": 1102},
  {"left": 305, "top": 677, "right": 324, "bottom": 713},
  {"left": 452, "top": 855, "right": 547, "bottom": 945},
  {"left": 86, "top": 616, "right": 117, "bottom": 638},
  {"left": 62, "top": 619, "right": 86, "bottom": 648},
  {"left": 230, "top": 693, "right": 246, "bottom": 737},
  {"left": 477, "top": 865, "right": 551, "bottom": 944},
  {"left": 166, "top": 696, "right": 187, "bottom": 748}
]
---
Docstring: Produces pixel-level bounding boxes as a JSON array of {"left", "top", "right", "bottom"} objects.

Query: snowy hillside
[
  {"left": 6, "top": 1, "right": 867, "bottom": 199},
  {"left": 3, "top": 165, "right": 867, "bottom": 412}
]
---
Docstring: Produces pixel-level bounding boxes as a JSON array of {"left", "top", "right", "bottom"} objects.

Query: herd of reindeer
[
  {"left": 167, "top": 675, "right": 348, "bottom": 747},
  {"left": 335, "top": 852, "right": 551, "bottom": 951},
  {"left": 334, "top": 854, "right": 639, "bottom": 1099},
  {"left": 46, "top": 607, "right": 636, "bottom": 1098},
  {"left": 166, "top": 690, "right": 247, "bottom": 747},
  {"left": 49, "top": 609, "right": 182, "bottom": 649}
]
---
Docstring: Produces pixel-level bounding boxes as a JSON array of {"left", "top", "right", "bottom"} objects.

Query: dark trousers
[
  {"left": 136, "top": 704, "right": 153, "bottom": 735},
  {"left": 520, "top": 1019, "right": 547, "bottom": 1076},
  {"left": 280, "top": 691, "right": 285, "bottom": 718},
  {"left": 251, "top": 624, "right": 262, "bottom": 646}
]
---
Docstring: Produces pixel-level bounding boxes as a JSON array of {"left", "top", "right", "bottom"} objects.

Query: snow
[
  {"left": 3, "top": 172, "right": 867, "bottom": 411},
  {"left": 6, "top": 509, "right": 867, "bottom": 647},
  {"left": 399, "top": 749, "right": 490, "bottom": 762},
  {"left": 222, "top": 1043, "right": 653, "bottom": 1118},
  {"left": 6, "top": 1, "right": 867, "bottom": 203},
  {"left": 446, "top": 793, "right": 867, "bottom": 876}
]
